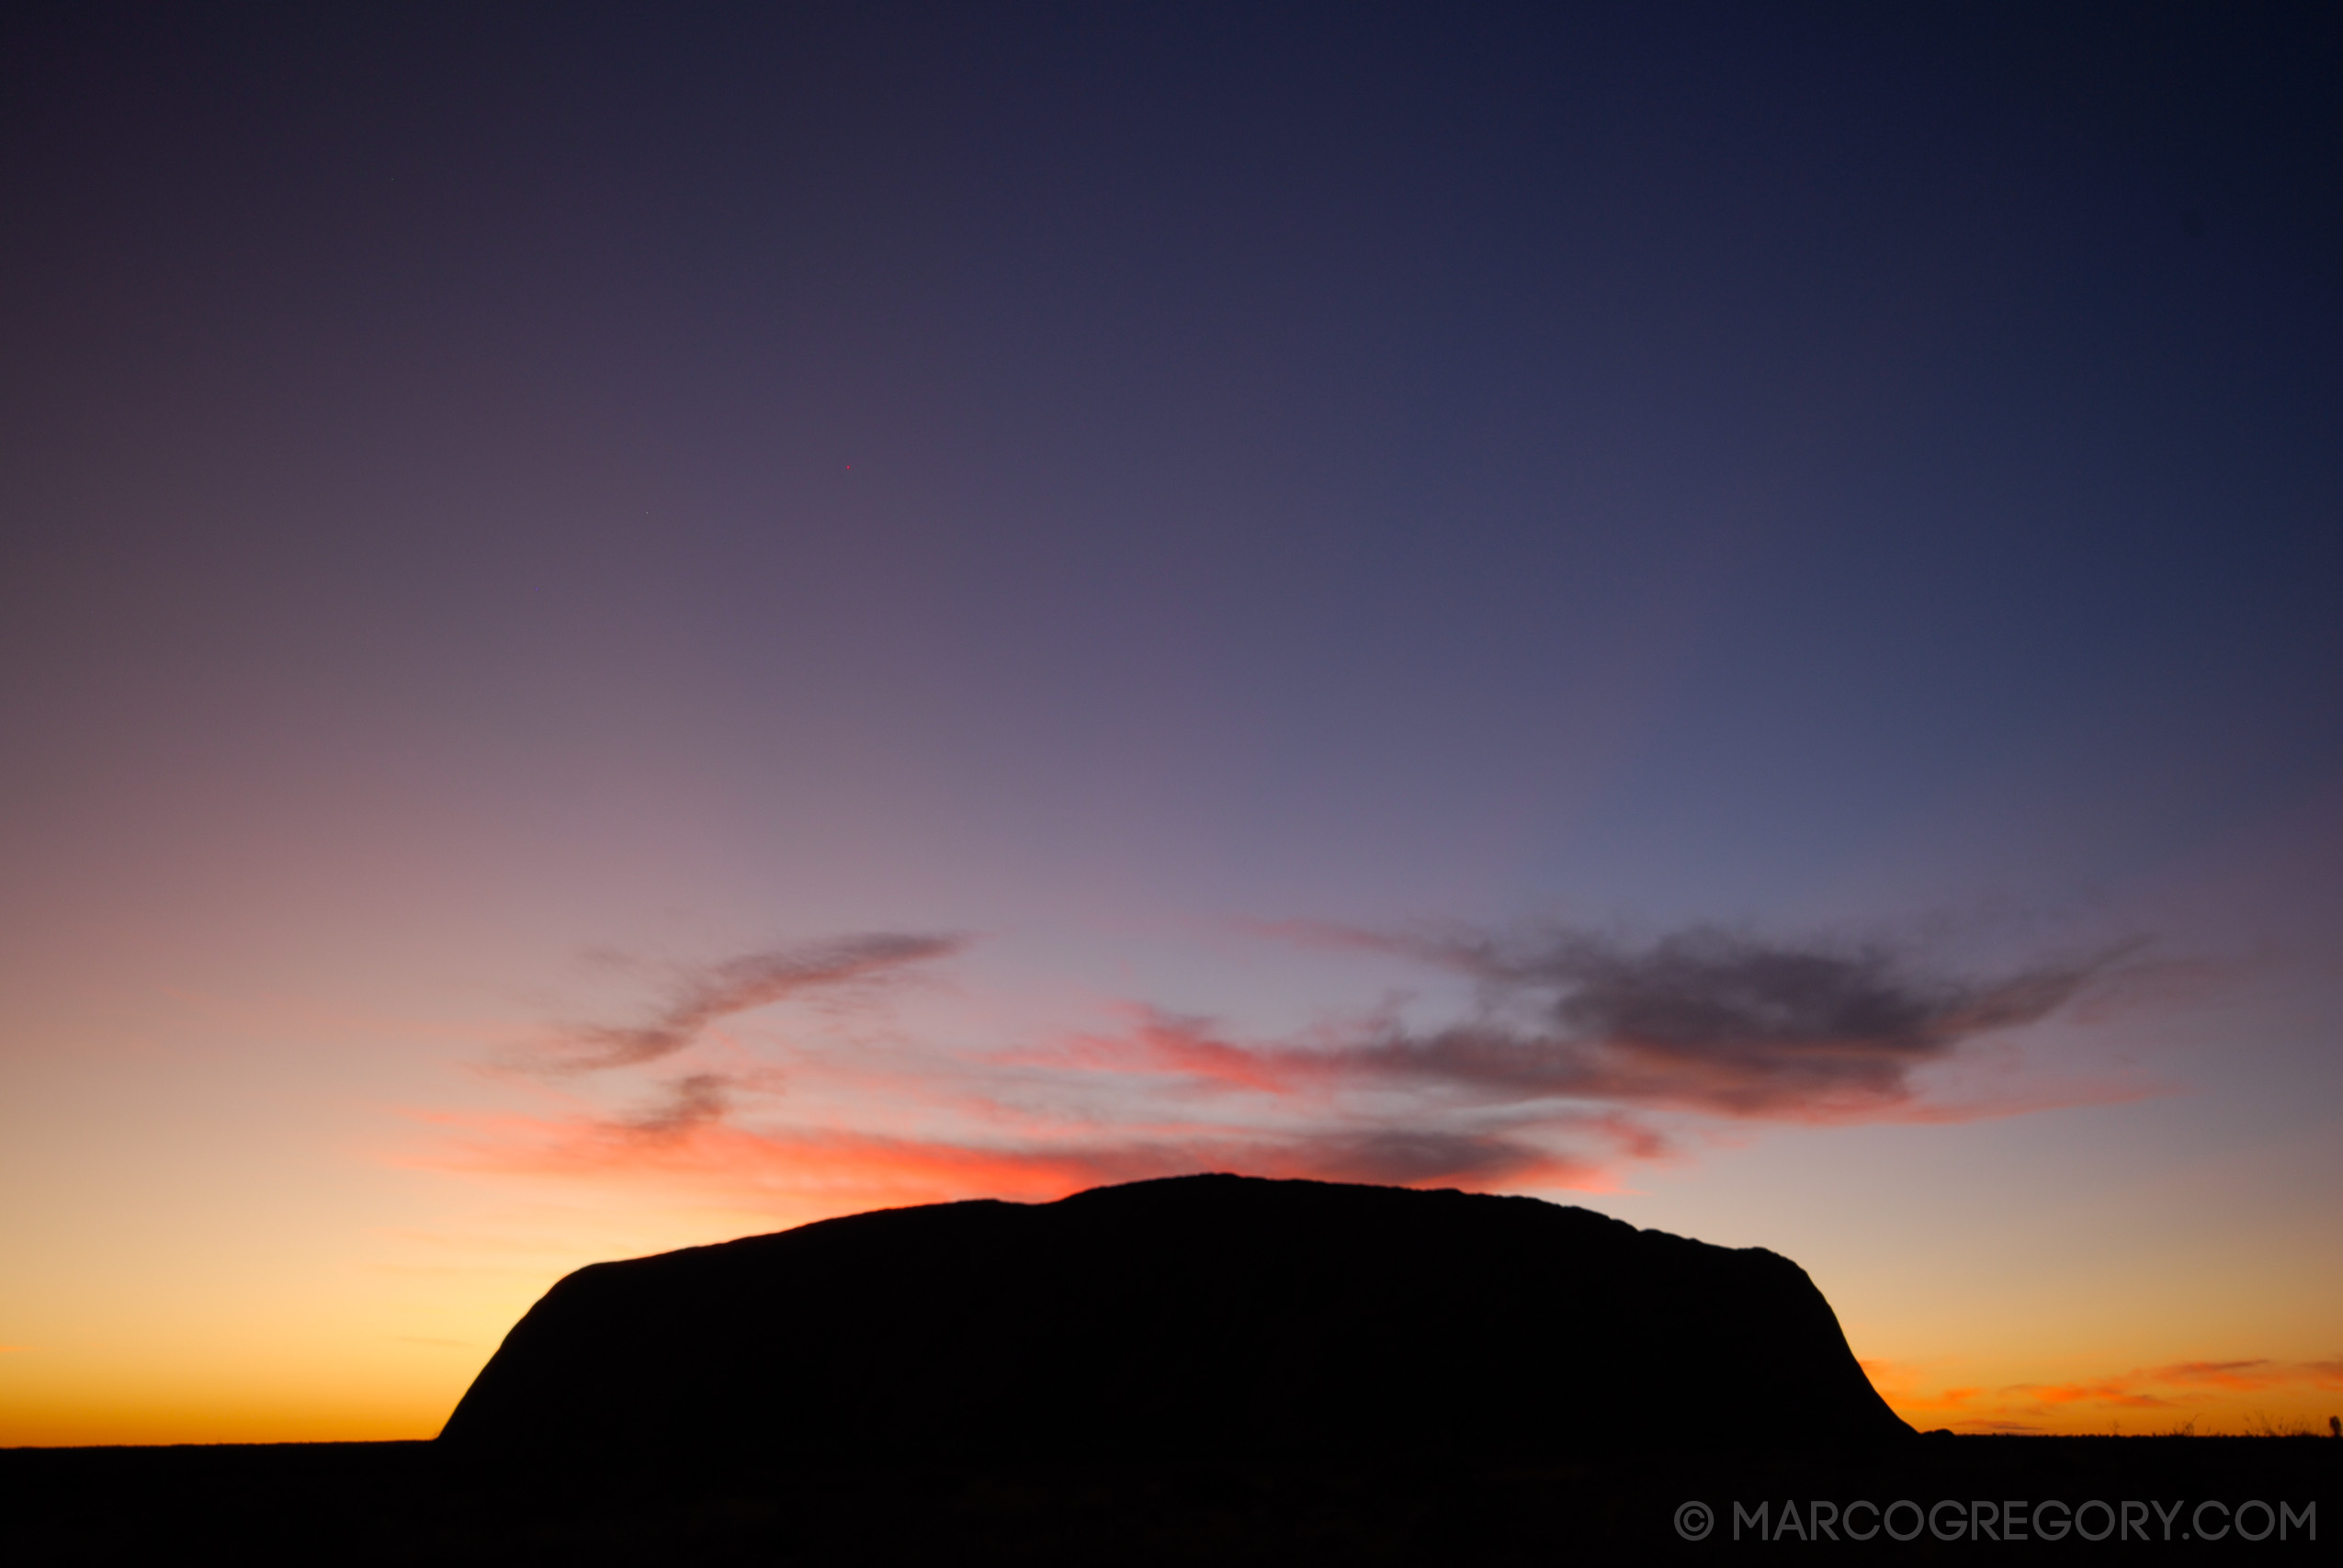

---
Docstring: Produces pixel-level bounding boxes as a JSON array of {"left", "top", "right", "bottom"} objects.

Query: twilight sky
[{"left": 4, "top": 2, "right": 2340, "bottom": 1443}]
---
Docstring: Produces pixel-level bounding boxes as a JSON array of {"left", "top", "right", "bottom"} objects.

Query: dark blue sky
[{"left": 8, "top": 3, "right": 2338, "bottom": 927}]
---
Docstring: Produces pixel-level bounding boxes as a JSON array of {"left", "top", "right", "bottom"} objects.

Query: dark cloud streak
[
  {"left": 621, "top": 1072, "right": 734, "bottom": 1137},
  {"left": 552, "top": 932, "right": 966, "bottom": 1071},
  {"left": 1333, "top": 925, "right": 2124, "bottom": 1117}
]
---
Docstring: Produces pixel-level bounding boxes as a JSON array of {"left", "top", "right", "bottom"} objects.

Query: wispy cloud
[
  {"left": 2150, "top": 1359, "right": 2287, "bottom": 1392},
  {"left": 418, "top": 921, "right": 2155, "bottom": 1215},
  {"left": 543, "top": 933, "right": 966, "bottom": 1071},
  {"left": 2020, "top": 1378, "right": 2179, "bottom": 1410}
]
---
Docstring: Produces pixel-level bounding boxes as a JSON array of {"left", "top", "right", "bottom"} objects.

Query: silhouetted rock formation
[{"left": 439, "top": 1174, "right": 1910, "bottom": 1461}]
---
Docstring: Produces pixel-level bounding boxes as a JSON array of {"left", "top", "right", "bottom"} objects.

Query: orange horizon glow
[
  {"left": 1863, "top": 1357, "right": 2343, "bottom": 1438},
  {"left": 8, "top": 938, "right": 2337, "bottom": 1450}
]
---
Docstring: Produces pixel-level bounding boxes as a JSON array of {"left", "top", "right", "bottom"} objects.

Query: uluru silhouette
[{"left": 440, "top": 1174, "right": 1910, "bottom": 1461}]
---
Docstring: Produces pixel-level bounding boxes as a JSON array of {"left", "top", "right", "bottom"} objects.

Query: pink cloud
[
  {"left": 1031, "top": 1010, "right": 1310, "bottom": 1097},
  {"left": 418, "top": 1106, "right": 1618, "bottom": 1214},
  {"left": 419, "top": 924, "right": 2156, "bottom": 1215}
]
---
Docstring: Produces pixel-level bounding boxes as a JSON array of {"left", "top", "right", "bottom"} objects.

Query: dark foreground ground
[{"left": 1, "top": 1436, "right": 2331, "bottom": 1563}]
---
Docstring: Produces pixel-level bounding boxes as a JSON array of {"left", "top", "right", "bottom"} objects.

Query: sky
[{"left": 3, "top": 1, "right": 2340, "bottom": 1444}]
